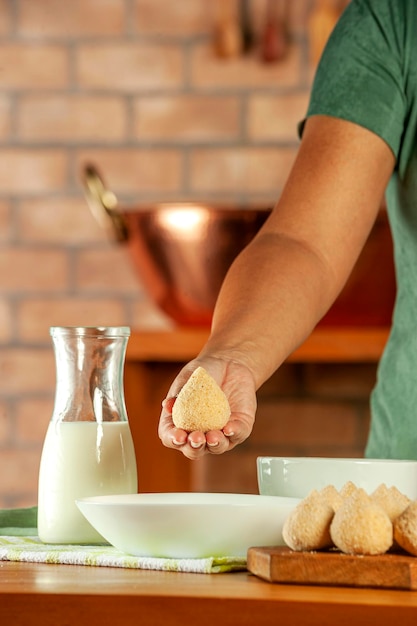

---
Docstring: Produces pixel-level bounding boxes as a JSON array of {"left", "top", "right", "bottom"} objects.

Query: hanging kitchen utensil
[
  {"left": 240, "top": 0, "right": 254, "bottom": 54},
  {"left": 83, "top": 164, "right": 127, "bottom": 242},
  {"left": 260, "top": 0, "right": 289, "bottom": 63},
  {"left": 213, "top": 0, "right": 243, "bottom": 59}
]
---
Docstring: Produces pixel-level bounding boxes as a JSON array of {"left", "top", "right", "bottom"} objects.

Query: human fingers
[{"left": 158, "top": 398, "right": 188, "bottom": 449}]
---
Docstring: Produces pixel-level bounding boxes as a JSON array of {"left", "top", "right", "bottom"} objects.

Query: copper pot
[
  {"left": 82, "top": 165, "right": 271, "bottom": 327},
  {"left": 83, "top": 165, "right": 396, "bottom": 329}
]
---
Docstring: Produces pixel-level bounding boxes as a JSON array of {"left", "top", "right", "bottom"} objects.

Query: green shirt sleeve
[{"left": 303, "top": 0, "right": 413, "bottom": 163}]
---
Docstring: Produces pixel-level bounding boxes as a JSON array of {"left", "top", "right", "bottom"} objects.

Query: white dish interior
[
  {"left": 257, "top": 457, "right": 417, "bottom": 499},
  {"left": 76, "top": 492, "right": 299, "bottom": 559}
]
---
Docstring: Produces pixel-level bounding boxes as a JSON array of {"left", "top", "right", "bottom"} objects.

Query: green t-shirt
[{"left": 305, "top": 0, "right": 417, "bottom": 459}]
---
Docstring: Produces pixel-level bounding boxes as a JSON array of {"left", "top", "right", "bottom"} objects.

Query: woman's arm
[{"left": 158, "top": 114, "right": 396, "bottom": 459}]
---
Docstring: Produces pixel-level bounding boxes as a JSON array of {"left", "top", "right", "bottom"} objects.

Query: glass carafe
[{"left": 38, "top": 326, "right": 138, "bottom": 544}]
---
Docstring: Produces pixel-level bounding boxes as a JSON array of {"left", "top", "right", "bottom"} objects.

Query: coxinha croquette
[
  {"left": 282, "top": 481, "right": 417, "bottom": 556},
  {"left": 172, "top": 367, "right": 231, "bottom": 433}
]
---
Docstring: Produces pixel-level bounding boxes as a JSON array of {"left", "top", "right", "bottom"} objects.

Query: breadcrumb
[
  {"left": 172, "top": 367, "right": 230, "bottom": 433},
  {"left": 339, "top": 481, "right": 359, "bottom": 500},
  {"left": 320, "top": 484, "right": 343, "bottom": 511},
  {"left": 393, "top": 501, "right": 417, "bottom": 556},
  {"left": 282, "top": 489, "right": 335, "bottom": 551},
  {"left": 330, "top": 489, "right": 393, "bottom": 555},
  {"left": 371, "top": 484, "right": 410, "bottom": 522}
]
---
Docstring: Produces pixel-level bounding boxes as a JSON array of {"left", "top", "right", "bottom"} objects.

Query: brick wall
[{"left": 0, "top": 0, "right": 368, "bottom": 507}]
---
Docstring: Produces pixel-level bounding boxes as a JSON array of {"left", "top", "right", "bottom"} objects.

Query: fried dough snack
[
  {"left": 282, "top": 488, "right": 337, "bottom": 551},
  {"left": 339, "top": 481, "right": 359, "bottom": 500},
  {"left": 330, "top": 489, "right": 393, "bottom": 555},
  {"left": 371, "top": 484, "right": 410, "bottom": 522},
  {"left": 320, "top": 484, "right": 343, "bottom": 511},
  {"left": 172, "top": 367, "right": 230, "bottom": 433},
  {"left": 283, "top": 481, "right": 417, "bottom": 557},
  {"left": 393, "top": 501, "right": 417, "bottom": 556}
]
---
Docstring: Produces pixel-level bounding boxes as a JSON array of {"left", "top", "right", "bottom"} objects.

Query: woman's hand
[{"left": 158, "top": 356, "right": 257, "bottom": 460}]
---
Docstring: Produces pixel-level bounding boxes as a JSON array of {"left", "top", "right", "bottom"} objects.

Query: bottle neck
[{"left": 51, "top": 331, "right": 129, "bottom": 423}]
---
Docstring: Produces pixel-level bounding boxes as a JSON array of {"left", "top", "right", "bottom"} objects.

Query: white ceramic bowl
[
  {"left": 257, "top": 457, "right": 417, "bottom": 499},
  {"left": 76, "top": 492, "right": 300, "bottom": 559}
]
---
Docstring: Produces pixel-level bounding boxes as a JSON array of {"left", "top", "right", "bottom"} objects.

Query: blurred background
[{"left": 1, "top": 0, "right": 385, "bottom": 508}]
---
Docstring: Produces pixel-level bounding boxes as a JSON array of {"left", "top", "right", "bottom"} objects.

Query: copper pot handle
[{"left": 82, "top": 164, "right": 128, "bottom": 243}]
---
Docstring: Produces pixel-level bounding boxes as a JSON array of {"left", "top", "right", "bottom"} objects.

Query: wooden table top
[{"left": 2, "top": 561, "right": 417, "bottom": 626}]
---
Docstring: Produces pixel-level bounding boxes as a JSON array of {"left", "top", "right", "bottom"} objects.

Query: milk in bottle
[{"left": 38, "top": 326, "right": 138, "bottom": 544}]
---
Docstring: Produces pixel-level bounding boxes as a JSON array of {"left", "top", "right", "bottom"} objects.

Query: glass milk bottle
[{"left": 38, "top": 326, "right": 138, "bottom": 544}]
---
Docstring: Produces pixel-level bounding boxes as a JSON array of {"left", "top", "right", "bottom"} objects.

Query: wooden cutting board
[{"left": 247, "top": 546, "right": 417, "bottom": 590}]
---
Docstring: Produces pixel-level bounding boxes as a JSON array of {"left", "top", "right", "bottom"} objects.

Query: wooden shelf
[
  {"left": 287, "top": 326, "right": 389, "bottom": 363},
  {"left": 127, "top": 326, "right": 390, "bottom": 364}
]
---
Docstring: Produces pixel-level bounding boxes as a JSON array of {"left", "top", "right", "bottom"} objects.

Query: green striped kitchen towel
[
  {"left": 0, "top": 508, "right": 246, "bottom": 574},
  {"left": 0, "top": 506, "right": 38, "bottom": 536}
]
